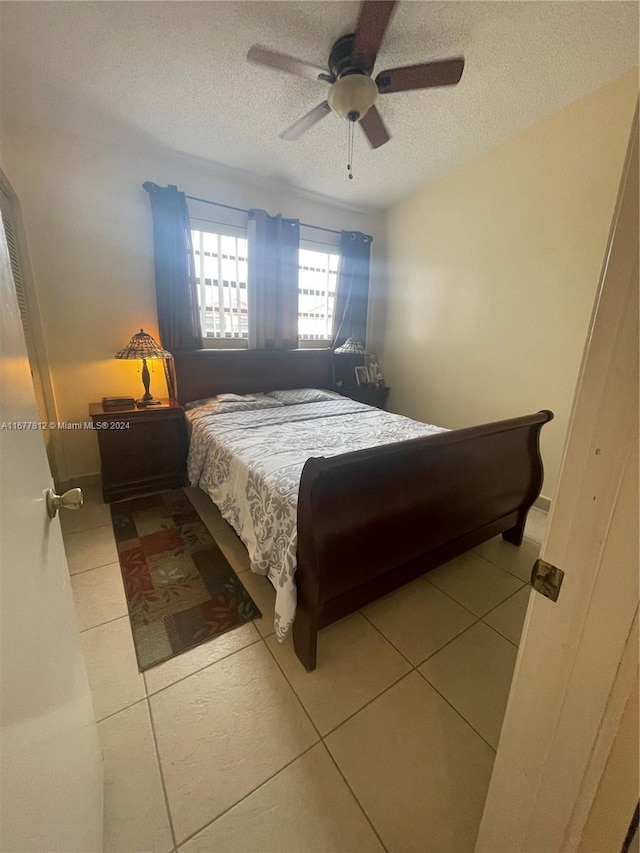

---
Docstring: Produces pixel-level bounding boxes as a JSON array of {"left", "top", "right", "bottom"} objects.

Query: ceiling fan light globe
[{"left": 327, "top": 73, "right": 378, "bottom": 121}]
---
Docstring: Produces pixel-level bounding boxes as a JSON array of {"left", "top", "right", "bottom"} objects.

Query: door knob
[{"left": 46, "top": 487, "right": 83, "bottom": 519}]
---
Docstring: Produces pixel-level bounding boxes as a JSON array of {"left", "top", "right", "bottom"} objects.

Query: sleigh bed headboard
[{"left": 173, "top": 348, "right": 334, "bottom": 405}]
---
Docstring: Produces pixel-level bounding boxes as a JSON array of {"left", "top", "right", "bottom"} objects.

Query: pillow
[
  {"left": 184, "top": 392, "right": 257, "bottom": 411},
  {"left": 216, "top": 393, "right": 257, "bottom": 403},
  {"left": 185, "top": 393, "right": 284, "bottom": 417},
  {"left": 265, "top": 388, "right": 341, "bottom": 406}
]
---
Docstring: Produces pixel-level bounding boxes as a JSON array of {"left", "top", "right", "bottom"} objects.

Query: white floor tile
[
  {"left": 71, "top": 562, "right": 128, "bottom": 631},
  {"left": 325, "top": 672, "right": 494, "bottom": 853},
  {"left": 474, "top": 535, "right": 540, "bottom": 583},
  {"left": 419, "top": 621, "right": 518, "bottom": 748},
  {"left": 362, "top": 578, "right": 477, "bottom": 665},
  {"left": 81, "top": 616, "right": 145, "bottom": 721},
  {"left": 144, "top": 622, "right": 261, "bottom": 695},
  {"left": 180, "top": 744, "right": 384, "bottom": 853},
  {"left": 483, "top": 586, "right": 532, "bottom": 646},
  {"left": 99, "top": 701, "right": 173, "bottom": 853},
  {"left": 63, "top": 523, "right": 119, "bottom": 575},
  {"left": 59, "top": 487, "right": 544, "bottom": 853},
  {"left": 266, "top": 613, "right": 411, "bottom": 735},
  {"left": 426, "top": 551, "right": 523, "bottom": 616},
  {"left": 150, "top": 642, "right": 318, "bottom": 844}
]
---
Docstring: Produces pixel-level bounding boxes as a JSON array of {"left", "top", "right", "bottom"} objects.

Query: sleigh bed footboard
[{"left": 293, "top": 409, "right": 553, "bottom": 671}]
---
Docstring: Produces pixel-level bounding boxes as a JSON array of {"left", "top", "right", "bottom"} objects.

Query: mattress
[{"left": 186, "top": 392, "right": 446, "bottom": 639}]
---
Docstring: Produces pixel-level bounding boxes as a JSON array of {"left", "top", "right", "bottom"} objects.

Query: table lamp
[
  {"left": 332, "top": 337, "right": 368, "bottom": 389},
  {"left": 114, "top": 329, "right": 172, "bottom": 407}
]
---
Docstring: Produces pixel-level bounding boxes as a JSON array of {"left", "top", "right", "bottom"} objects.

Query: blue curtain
[
  {"left": 143, "top": 182, "right": 202, "bottom": 354},
  {"left": 247, "top": 210, "right": 300, "bottom": 350},
  {"left": 332, "top": 230, "right": 373, "bottom": 349}
]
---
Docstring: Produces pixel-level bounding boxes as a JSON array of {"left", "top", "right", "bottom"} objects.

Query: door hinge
[{"left": 531, "top": 558, "right": 565, "bottom": 602}]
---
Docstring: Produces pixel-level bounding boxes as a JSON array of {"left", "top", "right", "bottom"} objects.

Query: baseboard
[
  {"left": 534, "top": 495, "right": 551, "bottom": 512},
  {"left": 58, "top": 472, "right": 101, "bottom": 493}
]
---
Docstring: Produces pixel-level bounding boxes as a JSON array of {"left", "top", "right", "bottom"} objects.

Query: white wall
[
  {"left": 0, "top": 122, "right": 383, "bottom": 481},
  {"left": 379, "top": 70, "right": 638, "bottom": 499}
]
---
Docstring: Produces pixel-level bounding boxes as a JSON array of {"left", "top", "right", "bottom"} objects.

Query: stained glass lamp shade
[
  {"left": 333, "top": 337, "right": 368, "bottom": 355},
  {"left": 114, "top": 329, "right": 172, "bottom": 406}
]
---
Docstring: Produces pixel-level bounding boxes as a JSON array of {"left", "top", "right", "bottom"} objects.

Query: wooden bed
[{"left": 175, "top": 348, "right": 553, "bottom": 671}]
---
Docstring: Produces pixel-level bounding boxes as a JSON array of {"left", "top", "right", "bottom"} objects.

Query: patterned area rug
[{"left": 110, "top": 490, "right": 261, "bottom": 671}]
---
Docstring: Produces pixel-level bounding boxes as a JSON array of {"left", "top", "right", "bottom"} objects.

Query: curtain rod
[
  {"left": 184, "top": 192, "right": 343, "bottom": 237},
  {"left": 142, "top": 182, "right": 357, "bottom": 238}
]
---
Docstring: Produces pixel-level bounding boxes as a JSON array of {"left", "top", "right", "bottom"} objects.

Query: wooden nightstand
[
  {"left": 89, "top": 399, "right": 188, "bottom": 502},
  {"left": 340, "top": 385, "right": 390, "bottom": 410}
]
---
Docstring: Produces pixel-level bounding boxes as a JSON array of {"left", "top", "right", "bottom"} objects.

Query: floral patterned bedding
[{"left": 186, "top": 395, "right": 446, "bottom": 640}]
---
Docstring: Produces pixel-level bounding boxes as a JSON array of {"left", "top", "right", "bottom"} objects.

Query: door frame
[{"left": 476, "top": 105, "right": 638, "bottom": 853}]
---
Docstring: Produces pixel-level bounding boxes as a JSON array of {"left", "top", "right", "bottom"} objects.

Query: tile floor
[{"left": 64, "top": 487, "right": 548, "bottom": 853}]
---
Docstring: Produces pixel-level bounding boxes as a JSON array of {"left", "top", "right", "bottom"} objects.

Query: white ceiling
[{"left": 1, "top": 1, "right": 638, "bottom": 210}]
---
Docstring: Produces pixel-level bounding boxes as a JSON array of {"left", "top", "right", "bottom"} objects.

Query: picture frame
[{"left": 354, "top": 366, "right": 370, "bottom": 386}]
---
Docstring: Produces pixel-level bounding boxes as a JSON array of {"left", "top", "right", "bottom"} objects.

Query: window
[
  {"left": 298, "top": 247, "right": 338, "bottom": 341},
  {"left": 192, "top": 230, "right": 248, "bottom": 340},
  {"left": 191, "top": 228, "right": 339, "bottom": 345}
]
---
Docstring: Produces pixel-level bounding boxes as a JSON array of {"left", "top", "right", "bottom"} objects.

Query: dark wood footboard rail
[{"left": 294, "top": 410, "right": 554, "bottom": 670}]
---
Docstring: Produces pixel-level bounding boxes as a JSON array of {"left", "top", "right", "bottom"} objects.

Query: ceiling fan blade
[
  {"left": 280, "top": 101, "right": 332, "bottom": 141},
  {"left": 359, "top": 105, "right": 390, "bottom": 149},
  {"left": 353, "top": 1, "right": 397, "bottom": 68},
  {"left": 247, "top": 45, "right": 334, "bottom": 83},
  {"left": 376, "top": 58, "right": 465, "bottom": 94}
]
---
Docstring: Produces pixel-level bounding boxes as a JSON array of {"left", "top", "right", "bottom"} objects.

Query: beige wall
[
  {"left": 0, "top": 124, "right": 383, "bottom": 482},
  {"left": 380, "top": 70, "right": 637, "bottom": 499}
]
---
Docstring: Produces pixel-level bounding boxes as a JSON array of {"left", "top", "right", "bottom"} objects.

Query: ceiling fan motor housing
[{"left": 328, "top": 33, "right": 372, "bottom": 78}]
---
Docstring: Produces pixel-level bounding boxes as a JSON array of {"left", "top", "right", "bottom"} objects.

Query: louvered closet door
[{"left": 0, "top": 181, "right": 56, "bottom": 475}]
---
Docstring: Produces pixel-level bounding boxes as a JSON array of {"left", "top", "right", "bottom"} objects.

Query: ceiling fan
[{"left": 246, "top": 0, "right": 465, "bottom": 150}]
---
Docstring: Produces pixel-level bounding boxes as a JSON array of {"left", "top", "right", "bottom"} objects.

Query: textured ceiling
[{"left": 1, "top": 1, "right": 638, "bottom": 209}]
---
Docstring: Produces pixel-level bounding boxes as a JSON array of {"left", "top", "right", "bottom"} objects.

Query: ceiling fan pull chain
[{"left": 347, "top": 120, "right": 354, "bottom": 180}]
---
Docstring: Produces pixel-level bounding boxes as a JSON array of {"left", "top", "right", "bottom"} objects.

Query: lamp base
[{"left": 136, "top": 397, "right": 162, "bottom": 408}]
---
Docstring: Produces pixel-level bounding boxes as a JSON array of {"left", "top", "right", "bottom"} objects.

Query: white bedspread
[{"left": 187, "top": 397, "right": 445, "bottom": 639}]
